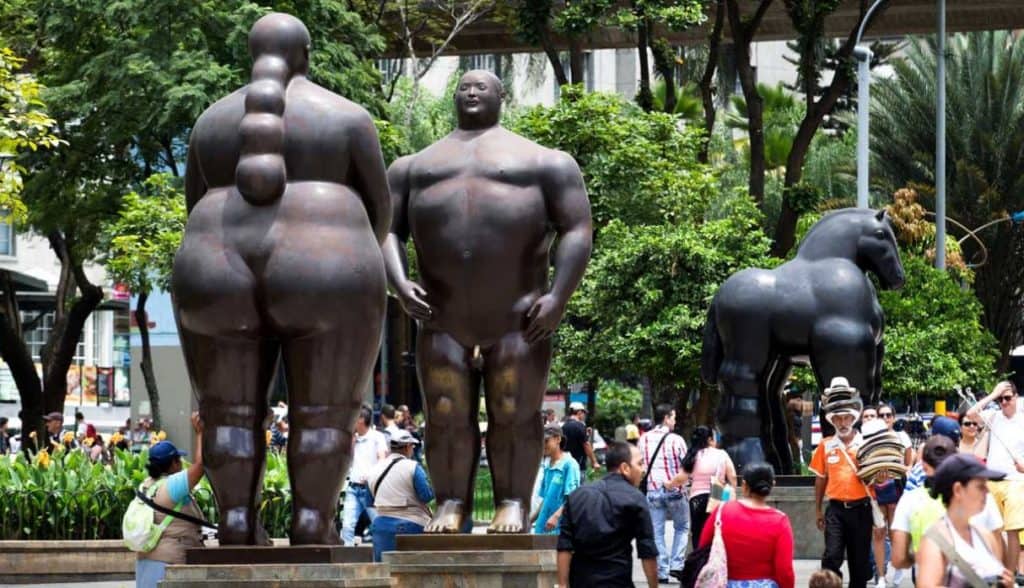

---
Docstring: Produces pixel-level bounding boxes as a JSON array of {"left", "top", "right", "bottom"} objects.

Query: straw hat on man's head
[{"left": 822, "top": 377, "right": 862, "bottom": 425}]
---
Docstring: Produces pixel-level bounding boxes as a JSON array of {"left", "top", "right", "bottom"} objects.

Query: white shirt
[
  {"left": 983, "top": 409, "right": 1024, "bottom": 481},
  {"left": 892, "top": 486, "right": 1003, "bottom": 535},
  {"left": 349, "top": 428, "right": 388, "bottom": 484}
]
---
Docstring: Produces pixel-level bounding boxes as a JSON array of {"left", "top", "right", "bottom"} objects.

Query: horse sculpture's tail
[{"left": 701, "top": 301, "right": 723, "bottom": 385}]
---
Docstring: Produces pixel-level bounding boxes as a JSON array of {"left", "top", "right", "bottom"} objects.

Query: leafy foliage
[
  {"left": 510, "top": 87, "right": 717, "bottom": 228},
  {"left": 592, "top": 380, "right": 642, "bottom": 438},
  {"left": 871, "top": 31, "right": 1024, "bottom": 361},
  {"left": 0, "top": 47, "right": 61, "bottom": 222},
  {"left": 878, "top": 255, "right": 998, "bottom": 398},
  {"left": 102, "top": 174, "right": 187, "bottom": 295}
]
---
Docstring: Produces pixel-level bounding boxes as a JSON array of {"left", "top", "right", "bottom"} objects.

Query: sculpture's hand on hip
[
  {"left": 398, "top": 280, "right": 433, "bottom": 321},
  {"left": 524, "top": 293, "right": 564, "bottom": 344}
]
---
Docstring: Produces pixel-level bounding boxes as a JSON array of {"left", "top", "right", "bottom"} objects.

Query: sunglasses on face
[
  {"left": 880, "top": 413, "right": 894, "bottom": 418},
  {"left": 962, "top": 421, "right": 980, "bottom": 428},
  {"left": 998, "top": 395, "right": 1016, "bottom": 404}
]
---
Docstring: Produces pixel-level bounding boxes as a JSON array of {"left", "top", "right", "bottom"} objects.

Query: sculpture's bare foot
[
  {"left": 424, "top": 499, "right": 465, "bottom": 534},
  {"left": 486, "top": 499, "right": 525, "bottom": 534}
]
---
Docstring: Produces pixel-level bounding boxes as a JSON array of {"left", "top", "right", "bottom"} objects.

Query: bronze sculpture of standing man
[
  {"left": 384, "top": 70, "right": 593, "bottom": 533},
  {"left": 173, "top": 13, "right": 389, "bottom": 545}
]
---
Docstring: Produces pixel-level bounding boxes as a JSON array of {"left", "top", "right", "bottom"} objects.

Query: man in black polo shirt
[
  {"left": 557, "top": 441, "right": 659, "bottom": 587},
  {"left": 562, "top": 402, "right": 598, "bottom": 473}
]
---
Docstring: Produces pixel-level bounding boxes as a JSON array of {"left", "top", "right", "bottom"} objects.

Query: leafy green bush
[{"left": 592, "top": 380, "right": 643, "bottom": 438}]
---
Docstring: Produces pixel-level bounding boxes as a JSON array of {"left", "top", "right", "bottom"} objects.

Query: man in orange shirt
[{"left": 810, "top": 377, "right": 872, "bottom": 588}]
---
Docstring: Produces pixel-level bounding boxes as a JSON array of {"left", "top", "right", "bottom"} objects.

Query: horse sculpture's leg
[
  {"left": 717, "top": 360, "right": 769, "bottom": 470},
  {"left": 764, "top": 359, "right": 795, "bottom": 474},
  {"left": 811, "top": 318, "right": 877, "bottom": 413}
]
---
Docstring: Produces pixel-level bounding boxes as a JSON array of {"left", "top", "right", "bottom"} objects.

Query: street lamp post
[
  {"left": 935, "top": 0, "right": 947, "bottom": 269},
  {"left": 853, "top": 0, "right": 889, "bottom": 209}
]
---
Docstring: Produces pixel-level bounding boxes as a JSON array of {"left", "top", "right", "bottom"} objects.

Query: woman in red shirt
[{"left": 700, "top": 462, "right": 795, "bottom": 588}]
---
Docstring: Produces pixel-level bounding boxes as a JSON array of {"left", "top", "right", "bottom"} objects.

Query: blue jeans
[
  {"left": 135, "top": 559, "right": 167, "bottom": 588},
  {"left": 341, "top": 483, "right": 377, "bottom": 545},
  {"left": 371, "top": 516, "right": 424, "bottom": 562},
  {"left": 648, "top": 489, "right": 690, "bottom": 579}
]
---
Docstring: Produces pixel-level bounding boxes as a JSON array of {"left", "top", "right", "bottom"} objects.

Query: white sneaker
[
  {"left": 876, "top": 577, "right": 887, "bottom": 588},
  {"left": 892, "top": 569, "right": 905, "bottom": 586}
]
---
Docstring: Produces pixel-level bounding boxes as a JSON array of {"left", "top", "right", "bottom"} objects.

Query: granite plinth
[
  {"left": 384, "top": 548, "right": 556, "bottom": 588},
  {"left": 396, "top": 533, "right": 557, "bottom": 551},
  {"left": 185, "top": 545, "right": 373, "bottom": 565},
  {"left": 160, "top": 562, "right": 392, "bottom": 587}
]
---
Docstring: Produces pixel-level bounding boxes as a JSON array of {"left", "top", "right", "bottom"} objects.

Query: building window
[
  {"left": 460, "top": 53, "right": 498, "bottom": 75},
  {"left": 377, "top": 58, "right": 404, "bottom": 87},
  {"left": 21, "top": 311, "right": 54, "bottom": 362},
  {"left": 0, "top": 215, "right": 15, "bottom": 256}
]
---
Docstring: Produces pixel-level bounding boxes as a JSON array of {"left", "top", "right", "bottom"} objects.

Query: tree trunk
[
  {"left": 539, "top": 28, "right": 569, "bottom": 86},
  {"left": 0, "top": 270, "right": 44, "bottom": 452},
  {"left": 636, "top": 17, "right": 653, "bottom": 111},
  {"left": 569, "top": 39, "right": 585, "bottom": 86},
  {"left": 41, "top": 232, "right": 104, "bottom": 416},
  {"left": 771, "top": 0, "right": 892, "bottom": 255},
  {"left": 651, "top": 37, "right": 678, "bottom": 114},
  {"left": 725, "top": 0, "right": 773, "bottom": 205},
  {"left": 136, "top": 291, "right": 161, "bottom": 430},
  {"left": 699, "top": 0, "right": 726, "bottom": 163},
  {"left": 640, "top": 376, "right": 654, "bottom": 421}
]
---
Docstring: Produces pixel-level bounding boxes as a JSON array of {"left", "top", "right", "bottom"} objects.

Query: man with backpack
[{"left": 366, "top": 429, "right": 434, "bottom": 562}]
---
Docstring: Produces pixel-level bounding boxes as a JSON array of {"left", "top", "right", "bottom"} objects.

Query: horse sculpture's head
[{"left": 856, "top": 209, "right": 905, "bottom": 290}]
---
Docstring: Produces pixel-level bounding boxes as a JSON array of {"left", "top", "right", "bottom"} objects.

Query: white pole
[
  {"left": 854, "top": 47, "right": 872, "bottom": 208},
  {"left": 935, "top": 0, "right": 947, "bottom": 269}
]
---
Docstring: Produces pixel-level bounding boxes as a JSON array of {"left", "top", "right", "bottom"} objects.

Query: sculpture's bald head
[
  {"left": 249, "top": 13, "right": 311, "bottom": 75},
  {"left": 455, "top": 70, "right": 504, "bottom": 130}
]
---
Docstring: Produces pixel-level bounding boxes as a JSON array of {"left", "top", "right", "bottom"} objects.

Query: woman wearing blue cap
[{"left": 136, "top": 412, "right": 205, "bottom": 588}]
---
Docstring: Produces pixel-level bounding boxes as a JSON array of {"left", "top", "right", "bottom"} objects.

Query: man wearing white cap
[
  {"left": 562, "top": 402, "right": 598, "bottom": 473},
  {"left": 810, "top": 377, "right": 872, "bottom": 588}
]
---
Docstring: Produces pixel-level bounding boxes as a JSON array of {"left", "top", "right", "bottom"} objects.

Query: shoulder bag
[{"left": 694, "top": 501, "right": 729, "bottom": 588}]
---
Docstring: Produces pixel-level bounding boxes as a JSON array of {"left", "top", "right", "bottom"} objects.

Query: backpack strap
[{"left": 138, "top": 479, "right": 216, "bottom": 530}]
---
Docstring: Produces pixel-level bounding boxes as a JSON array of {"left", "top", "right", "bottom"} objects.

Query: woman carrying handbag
[{"left": 683, "top": 463, "right": 795, "bottom": 588}]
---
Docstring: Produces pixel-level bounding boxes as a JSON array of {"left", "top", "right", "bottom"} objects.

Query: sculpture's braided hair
[{"left": 235, "top": 13, "right": 310, "bottom": 205}]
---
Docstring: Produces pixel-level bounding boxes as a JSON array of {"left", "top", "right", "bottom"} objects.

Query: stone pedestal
[
  {"left": 385, "top": 534, "right": 556, "bottom": 588},
  {"left": 160, "top": 562, "right": 392, "bottom": 587},
  {"left": 186, "top": 545, "right": 373, "bottom": 565}
]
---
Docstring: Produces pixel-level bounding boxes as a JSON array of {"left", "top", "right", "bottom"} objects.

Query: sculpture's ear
[{"left": 875, "top": 209, "right": 886, "bottom": 222}]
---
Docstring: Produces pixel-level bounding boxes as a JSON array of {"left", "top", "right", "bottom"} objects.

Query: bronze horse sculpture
[{"left": 701, "top": 208, "right": 905, "bottom": 474}]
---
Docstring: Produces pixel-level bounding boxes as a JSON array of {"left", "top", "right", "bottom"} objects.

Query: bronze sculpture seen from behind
[{"left": 172, "top": 13, "right": 390, "bottom": 545}]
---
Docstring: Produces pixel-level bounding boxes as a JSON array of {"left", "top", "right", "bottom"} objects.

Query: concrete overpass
[{"left": 398, "top": 0, "right": 1024, "bottom": 56}]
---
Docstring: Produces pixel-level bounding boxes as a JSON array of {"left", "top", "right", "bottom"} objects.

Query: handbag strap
[
  {"left": 136, "top": 485, "right": 216, "bottom": 530},
  {"left": 925, "top": 524, "right": 990, "bottom": 588},
  {"left": 373, "top": 456, "right": 406, "bottom": 496}
]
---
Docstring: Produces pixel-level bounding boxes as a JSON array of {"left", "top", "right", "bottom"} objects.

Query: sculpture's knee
[
  {"left": 489, "top": 394, "right": 519, "bottom": 427},
  {"left": 429, "top": 395, "right": 470, "bottom": 428}
]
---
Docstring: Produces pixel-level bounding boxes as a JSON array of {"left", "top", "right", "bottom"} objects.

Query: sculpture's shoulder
[
  {"left": 191, "top": 89, "right": 245, "bottom": 139},
  {"left": 289, "top": 79, "right": 375, "bottom": 127}
]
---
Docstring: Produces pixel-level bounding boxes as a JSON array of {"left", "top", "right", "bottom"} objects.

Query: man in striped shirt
[{"left": 638, "top": 403, "right": 690, "bottom": 583}]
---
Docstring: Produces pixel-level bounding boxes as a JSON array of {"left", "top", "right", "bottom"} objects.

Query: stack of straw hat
[
  {"left": 856, "top": 419, "right": 908, "bottom": 482},
  {"left": 821, "top": 377, "right": 863, "bottom": 425}
]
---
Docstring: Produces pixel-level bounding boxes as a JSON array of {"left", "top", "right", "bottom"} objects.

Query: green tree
[
  {"left": 510, "top": 87, "right": 717, "bottom": 228},
  {"left": 878, "top": 255, "right": 998, "bottom": 398},
  {"left": 510, "top": 89, "right": 772, "bottom": 418},
  {"left": 871, "top": 31, "right": 1024, "bottom": 366},
  {"left": 101, "top": 174, "right": 186, "bottom": 430},
  {"left": 0, "top": 47, "right": 61, "bottom": 445},
  {"left": 592, "top": 380, "right": 642, "bottom": 438}
]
